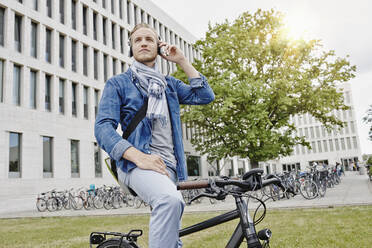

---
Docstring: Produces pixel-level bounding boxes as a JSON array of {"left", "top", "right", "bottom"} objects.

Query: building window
[
  {"left": 352, "top": 136, "right": 358, "bottom": 149},
  {"left": 317, "top": 141, "right": 322, "bottom": 153},
  {"left": 329, "top": 139, "right": 334, "bottom": 151},
  {"left": 0, "top": 59, "right": 4, "bottom": 103},
  {"left": 304, "top": 127, "right": 309, "bottom": 138},
  {"left": 311, "top": 141, "right": 316, "bottom": 153},
  {"left": 71, "top": 39, "right": 77, "bottom": 72},
  {"left": 94, "top": 50, "right": 98, "bottom": 80},
  {"left": 141, "top": 10, "right": 144, "bottom": 23},
  {"left": 82, "top": 5, "right": 87, "bottom": 36},
  {"left": 93, "top": 12, "right": 98, "bottom": 41},
  {"left": 310, "top": 127, "right": 315, "bottom": 139},
  {"left": 31, "top": 22, "right": 38, "bottom": 58},
  {"left": 83, "top": 86, "right": 88, "bottom": 119},
  {"left": 323, "top": 140, "right": 328, "bottom": 152},
  {"left": 103, "top": 54, "right": 108, "bottom": 81},
  {"left": 133, "top": 5, "right": 137, "bottom": 25},
  {"left": 340, "top": 138, "right": 346, "bottom": 150},
  {"left": 30, "top": 70, "right": 37, "bottom": 109},
  {"left": 72, "top": 82, "right": 77, "bottom": 116},
  {"left": 346, "top": 137, "right": 351, "bottom": 150},
  {"left": 127, "top": 0, "right": 130, "bottom": 24},
  {"left": 334, "top": 138, "right": 340, "bottom": 151},
  {"left": 9, "top": 132, "right": 22, "bottom": 178},
  {"left": 13, "top": 64, "right": 21, "bottom": 106},
  {"left": 112, "top": 58, "right": 116, "bottom": 76},
  {"left": 112, "top": 23, "right": 116, "bottom": 49},
  {"left": 102, "top": 0, "right": 106, "bottom": 9},
  {"left": 46, "top": 0, "right": 52, "bottom": 18},
  {"left": 94, "top": 89, "right": 99, "bottom": 118},
  {"left": 0, "top": 7, "right": 4, "bottom": 46},
  {"left": 315, "top": 126, "right": 320, "bottom": 138},
  {"left": 45, "top": 74, "right": 51, "bottom": 111},
  {"left": 59, "top": 0, "right": 65, "bottom": 24},
  {"left": 71, "top": 0, "right": 76, "bottom": 30},
  {"left": 59, "top": 34, "right": 65, "bottom": 67},
  {"left": 33, "top": 0, "right": 38, "bottom": 11},
  {"left": 94, "top": 142, "right": 102, "bottom": 177},
  {"left": 187, "top": 155, "right": 201, "bottom": 176},
  {"left": 120, "top": 28, "right": 124, "bottom": 54},
  {"left": 111, "top": 0, "right": 115, "bottom": 14},
  {"left": 43, "top": 136, "right": 53, "bottom": 178},
  {"left": 14, "top": 14, "right": 22, "bottom": 53},
  {"left": 119, "top": 0, "right": 123, "bottom": 19},
  {"left": 71, "top": 140, "right": 80, "bottom": 177},
  {"left": 45, "top": 28, "right": 52, "bottom": 63},
  {"left": 83, "top": 45, "right": 88, "bottom": 76},
  {"left": 102, "top": 18, "right": 107, "bottom": 45},
  {"left": 350, "top": 121, "right": 355, "bottom": 133},
  {"left": 59, "top": 79, "right": 65, "bottom": 113}
]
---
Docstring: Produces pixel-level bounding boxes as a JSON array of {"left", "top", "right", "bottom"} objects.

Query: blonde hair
[{"left": 129, "top": 23, "right": 159, "bottom": 43}]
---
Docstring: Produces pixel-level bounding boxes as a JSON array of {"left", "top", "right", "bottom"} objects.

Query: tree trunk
[{"left": 250, "top": 159, "right": 259, "bottom": 169}]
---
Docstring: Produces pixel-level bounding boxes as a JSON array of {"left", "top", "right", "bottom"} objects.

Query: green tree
[
  {"left": 367, "top": 156, "right": 372, "bottom": 166},
  {"left": 363, "top": 105, "right": 372, "bottom": 140},
  {"left": 174, "top": 9, "right": 356, "bottom": 169}
]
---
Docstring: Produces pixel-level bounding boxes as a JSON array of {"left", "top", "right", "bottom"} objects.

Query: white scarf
[{"left": 130, "top": 60, "right": 168, "bottom": 127}]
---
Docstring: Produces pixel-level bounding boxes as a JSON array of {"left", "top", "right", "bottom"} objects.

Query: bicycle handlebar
[{"left": 177, "top": 177, "right": 284, "bottom": 192}]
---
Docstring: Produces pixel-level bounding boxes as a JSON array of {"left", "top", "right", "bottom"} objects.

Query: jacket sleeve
[
  {"left": 94, "top": 79, "right": 133, "bottom": 162},
  {"left": 174, "top": 73, "right": 215, "bottom": 105}
]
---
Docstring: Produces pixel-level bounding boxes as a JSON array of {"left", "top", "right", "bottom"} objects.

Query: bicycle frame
[{"left": 179, "top": 194, "right": 262, "bottom": 248}]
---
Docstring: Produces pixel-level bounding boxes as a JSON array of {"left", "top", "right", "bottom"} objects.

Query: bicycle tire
[
  {"left": 72, "top": 196, "right": 84, "bottom": 210},
  {"left": 112, "top": 195, "right": 122, "bottom": 209},
  {"left": 94, "top": 195, "right": 104, "bottom": 209},
  {"left": 47, "top": 198, "right": 58, "bottom": 212},
  {"left": 124, "top": 195, "right": 135, "bottom": 207},
  {"left": 104, "top": 198, "right": 113, "bottom": 210},
  {"left": 300, "top": 181, "right": 318, "bottom": 200},
  {"left": 36, "top": 199, "right": 47, "bottom": 212},
  {"left": 318, "top": 180, "right": 327, "bottom": 197},
  {"left": 97, "top": 238, "right": 135, "bottom": 248},
  {"left": 134, "top": 197, "right": 142, "bottom": 209}
]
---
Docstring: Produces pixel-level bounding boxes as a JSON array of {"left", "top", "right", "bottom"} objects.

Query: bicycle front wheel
[
  {"left": 300, "top": 181, "right": 318, "bottom": 200},
  {"left": 97, "top": 238, "right": 136, "bottom": 248},
  {"left": 36, "top": 199, "right": 47, "bottom": 212}
]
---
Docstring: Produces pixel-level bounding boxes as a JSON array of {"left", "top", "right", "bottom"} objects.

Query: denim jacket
[{"left": 94, "top": 68, "right": 215, "bottom": 181}]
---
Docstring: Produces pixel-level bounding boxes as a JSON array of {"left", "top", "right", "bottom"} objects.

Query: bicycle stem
[{"left": 236, "top": 196, "right": 262, "bottom": 248}]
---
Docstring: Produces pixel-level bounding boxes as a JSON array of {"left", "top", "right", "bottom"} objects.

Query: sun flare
[{"left": 282, "top": 13, "right": 312, "bottom": 41}]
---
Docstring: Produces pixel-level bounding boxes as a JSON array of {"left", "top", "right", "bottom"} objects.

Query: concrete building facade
[
  {"left": 269, "top": 82, "right": 362, "bottom": 174},
  {"left": 0, "top": 0, "right": 208, "bottom": 206}
]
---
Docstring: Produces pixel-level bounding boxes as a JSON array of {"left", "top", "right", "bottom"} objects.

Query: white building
[
  {"left": 0, "top": 0, "right": 208, "bottom": 209},
  {"left": 276, "top": 82, "right": 362, "bottom": 173}
]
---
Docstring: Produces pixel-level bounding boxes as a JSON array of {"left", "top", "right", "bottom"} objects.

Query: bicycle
[{"left": 89, "top": 168, "right": 293, "bottom": 248}]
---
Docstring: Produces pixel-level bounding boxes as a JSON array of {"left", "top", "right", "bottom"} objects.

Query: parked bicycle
[{"left": 89, "top": 168, "right": 294, "bottom": 248}]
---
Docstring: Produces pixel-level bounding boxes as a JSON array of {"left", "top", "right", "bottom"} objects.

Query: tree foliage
[
  {"left": 173, "top": 9, "right": 356, "bottom": 168},
  {"left": 363, "top": 105, "right": 372, "bottom": 141}
]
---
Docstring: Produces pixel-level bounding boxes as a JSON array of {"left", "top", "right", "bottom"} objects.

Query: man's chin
[{"left": 135, "top": 55, "right": 157, "bottom": 65}]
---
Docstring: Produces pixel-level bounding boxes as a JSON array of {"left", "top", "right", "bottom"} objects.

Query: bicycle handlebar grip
[{"left": 177, "top": 180, "right": 209, "bottom": 190}]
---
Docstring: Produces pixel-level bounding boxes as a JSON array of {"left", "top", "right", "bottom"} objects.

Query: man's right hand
[{"left": 123, "top": 147, "right": 170, "bottom": 177}]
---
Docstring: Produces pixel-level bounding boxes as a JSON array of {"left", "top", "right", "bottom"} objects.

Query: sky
[{"left": 152, "top": 0, "right": 372, "bottom": 155}]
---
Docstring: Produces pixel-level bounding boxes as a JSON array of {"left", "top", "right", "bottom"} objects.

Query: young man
[{"left": 94, "top": 23, "right": 215, "bottom": 247}]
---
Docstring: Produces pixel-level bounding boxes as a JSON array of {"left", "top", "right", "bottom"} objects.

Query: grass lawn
[{"left": 0, "top": 205, "right": 371, "bottom": 247}]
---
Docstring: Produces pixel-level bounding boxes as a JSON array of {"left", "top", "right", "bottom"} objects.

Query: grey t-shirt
[{"left": 149, "top": 101, "right": 177, "bottom": 169}]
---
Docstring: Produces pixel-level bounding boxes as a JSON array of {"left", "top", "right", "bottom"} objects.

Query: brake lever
[
  {"left": 187, "top": 192, "right": 213, "bottom": 205},
  {"left": 187, "top": 190, "right": 227, "bottom": 205}
]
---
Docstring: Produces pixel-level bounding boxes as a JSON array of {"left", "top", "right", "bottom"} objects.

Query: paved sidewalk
[{"left": 1, "top": 171, "right": 371, "bottom": 219}]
